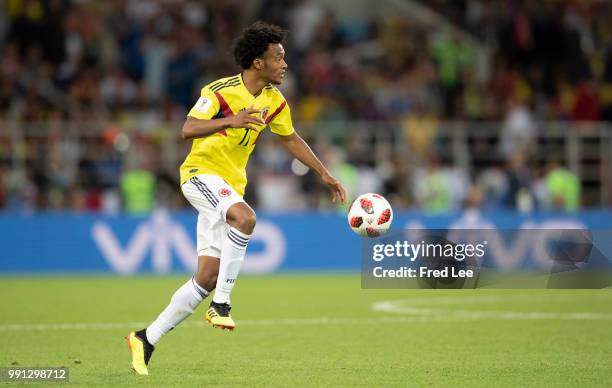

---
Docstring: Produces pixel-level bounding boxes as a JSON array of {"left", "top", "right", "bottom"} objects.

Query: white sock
[
  {"left": 213, "top": 227, "right": 250, "bottom": 305},
  {"left": 146, "top": 277, "right": 208, "bottom": 345}
]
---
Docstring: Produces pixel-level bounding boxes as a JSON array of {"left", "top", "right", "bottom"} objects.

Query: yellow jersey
[{"left": 180, "top": 74, "right": 295, "bottom": 195}]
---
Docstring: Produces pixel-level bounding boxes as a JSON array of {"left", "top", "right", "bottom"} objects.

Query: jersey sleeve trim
[
  {"left": 214, "top": 92, "right": 235, "bottom": 118},
  {"left": 265, "top": 101, "right": 287, "bottom": 124}
]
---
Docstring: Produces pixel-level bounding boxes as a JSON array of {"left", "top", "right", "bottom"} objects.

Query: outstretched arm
[
  {"left": 181, "top": 108, "right": 264, "bottom": 140},
  {"left": 277, "top": 132, "right": 347, "bottom": 204}
]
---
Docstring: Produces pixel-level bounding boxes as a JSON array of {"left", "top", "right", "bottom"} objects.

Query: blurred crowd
[{"left": 0, "top": 0, "right": 610, "bottom": 213}]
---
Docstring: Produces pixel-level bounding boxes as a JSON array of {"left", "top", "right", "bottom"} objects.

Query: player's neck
[{"left": 241, "top": 70, "right": 267, "bottom": 97}]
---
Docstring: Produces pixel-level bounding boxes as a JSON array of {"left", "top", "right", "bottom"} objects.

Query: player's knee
[
  {"left": 194, "top": 272, "right": 217, "bottom": 292},
  {"left": 201, "top": 275, "right": 217, "bottom": 291},
  {"left": 243, "top": 212, "right": 257, "bottom": 232},
  {"left": 231, "top": 211, "right": 256, "bottom": 234}
]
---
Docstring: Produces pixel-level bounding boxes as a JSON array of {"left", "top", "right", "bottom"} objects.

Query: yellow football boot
[
  {"left": 205, "top": 302, "right": 236, "bottom": 331},
  {"left": 125, "top": 330, "right": 154, "bottom": 375}
]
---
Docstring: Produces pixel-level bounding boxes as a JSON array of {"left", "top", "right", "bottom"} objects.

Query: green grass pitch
[{"left": 1, "top": 275, "right": 611, "bottom": 387}]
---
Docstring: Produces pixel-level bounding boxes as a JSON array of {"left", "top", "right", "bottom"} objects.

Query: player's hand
[
  {"left": 227, "top": 107, "right": 264, "bottom": 131},
  {"left": 321, "top": 174, "right": 347, "bottom": 204}
]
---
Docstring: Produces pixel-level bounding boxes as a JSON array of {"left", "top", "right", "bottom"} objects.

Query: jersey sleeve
[
  {"left": 268, "top": 100, "right": 295, "bottom": 136},
  {"left": 187, "top": 87, "right": 220, "bottom": 120}
]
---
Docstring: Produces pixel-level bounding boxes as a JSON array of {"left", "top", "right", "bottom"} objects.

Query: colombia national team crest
[
  {"left": 219, "top": 188, "right": 232, "bottom": 197},
  {"left": 260, "top": 107, "right": 269, "bottom": 122}
]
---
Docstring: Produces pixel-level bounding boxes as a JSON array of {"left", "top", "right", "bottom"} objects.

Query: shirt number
[{"left": 238, "top": 129, "right": 251, "bottom": 146}]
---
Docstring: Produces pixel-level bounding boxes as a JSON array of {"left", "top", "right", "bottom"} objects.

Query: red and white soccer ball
[{"left": 347, "top": 193, "right": 393, "bottom": 237}]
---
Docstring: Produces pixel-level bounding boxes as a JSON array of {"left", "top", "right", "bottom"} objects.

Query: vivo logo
[{"left": 91, "top": 210, "right": 286, "bottom": 275}]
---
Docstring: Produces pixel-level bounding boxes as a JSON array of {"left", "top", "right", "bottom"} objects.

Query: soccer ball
[{"left": 347, "top": 193, "right": 393, "bottom": 237}]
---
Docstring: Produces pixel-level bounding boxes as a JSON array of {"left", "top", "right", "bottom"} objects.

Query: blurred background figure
[
  {"left": 120, "top": 167, "right": 155, "bottom": 215},
  {"left": 543, "top": 158, "right": 581, "bottom": 212},
  {"left": 502, "top": 151, "right": 534, "bottom": 213},
  {"left": 1, "top": 0, "right": 611, "bottom": 214}
]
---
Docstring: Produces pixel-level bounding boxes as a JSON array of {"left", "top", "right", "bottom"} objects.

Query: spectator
[
  {"left": 543, "top": 159, "right": 581, "bottom": 212},
  {"left": 120, "top": 168, "right": 156, "bottom": 215},
  {"left": 413, "top": 155, "right": 453, "bottom": 214},
  {"left": 499, "top": 97, "right": 537, "bottom": 158},
  {"left": 503, "top": 151, "right": 535, "bottom": 212}
]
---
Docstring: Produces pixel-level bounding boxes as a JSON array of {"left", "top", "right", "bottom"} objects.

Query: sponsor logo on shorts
[{"left": 219, "top": 188, "right": 231, "bottom": 197}]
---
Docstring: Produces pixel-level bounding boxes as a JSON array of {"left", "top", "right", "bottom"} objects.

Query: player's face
[{"left": 261, "top": 43, "right": 287, "bottom": 85}]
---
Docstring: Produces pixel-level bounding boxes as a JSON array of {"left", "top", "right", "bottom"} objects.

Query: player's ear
[{"left": 253, "top": 58, "right": 264, "bottom": 70}]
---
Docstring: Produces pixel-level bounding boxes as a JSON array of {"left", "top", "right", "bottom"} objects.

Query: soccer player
[{"left": 126, "top": 21, "right": 347, "bottom": 375}]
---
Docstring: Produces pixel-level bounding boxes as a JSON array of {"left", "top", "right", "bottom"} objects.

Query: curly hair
[{"left": 233, "top": 21, "right": 288, "bottom": 70}]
